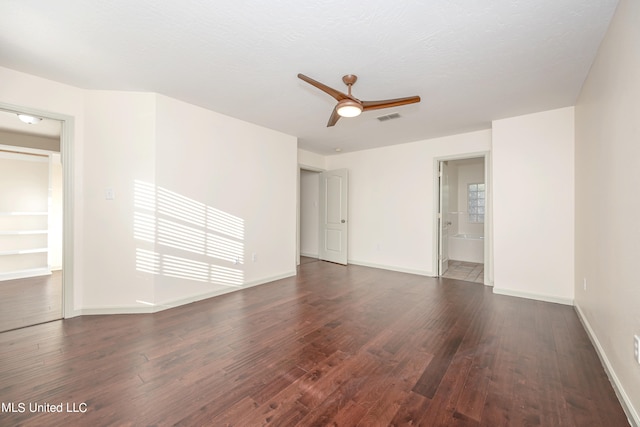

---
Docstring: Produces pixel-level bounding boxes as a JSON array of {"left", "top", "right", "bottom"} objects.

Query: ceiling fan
[{"left": 297, "top": 73, "right": 420, "bottom": 127}]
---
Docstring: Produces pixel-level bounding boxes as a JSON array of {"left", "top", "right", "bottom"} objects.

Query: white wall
[
  {"left": 81, "top": 90, "right": 157, "bottom": 310},
  {"left": 298, "top": 148, "right": 326, "bottom": 170},
  {"left": 574, "top": 0, "right": 640, "bottom": 421},
  {"left": 326, "top": 130, "right": 491, "bottom": 276},
  {"left": 492, "top": 107, "right": 574, "bottom": 304},
  {"left": 300, "top": 170, "right": 319, "bottom": 257},
  {"left": 81, "top": 92, "right": 298, "bottom": 312},
  {"left": 0, "top": 67, "right": 298, "bottom": 315},
  {"left": 447, "top": 162, "right": 459, "bottom": 235},
  {"left": 153, "top": 95, "right": 298, "bottom": 306},
  {"left": 450, "top": 158, "right": 485, "bottom": 237}
]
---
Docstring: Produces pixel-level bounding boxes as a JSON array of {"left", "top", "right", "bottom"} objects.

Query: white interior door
[
  {"left": 319, "top": 169, "right": 348, "bottom": 265},
  {"left": 438, "top": 161, "right": 450, "bottom": 275}
]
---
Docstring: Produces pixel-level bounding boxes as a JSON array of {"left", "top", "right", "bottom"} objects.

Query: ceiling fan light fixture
[
  {"left": 297, "top": 73, "right": 419, "bottom": 127},
  {"left": 17, "top": 114, "right": 42, "bottom": 124},
  {"left": 336, "top": 99, "right": 363, "bottom": 118}
]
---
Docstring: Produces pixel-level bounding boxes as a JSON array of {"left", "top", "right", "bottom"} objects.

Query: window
[{"left": 468, "top": 183, "right": 485, "bottom": 223}]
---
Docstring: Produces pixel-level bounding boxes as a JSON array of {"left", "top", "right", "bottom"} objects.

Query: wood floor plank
[
  {"left": 0, "top": 271, "right": 62, "bottom": 332},
  {"left": 0, "top": 259, "right": 629, "bottom": 426}
]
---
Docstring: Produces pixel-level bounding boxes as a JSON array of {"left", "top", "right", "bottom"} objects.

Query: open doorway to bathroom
[{"left": 437, "top": 156, "right": 488, "bottom": 284}]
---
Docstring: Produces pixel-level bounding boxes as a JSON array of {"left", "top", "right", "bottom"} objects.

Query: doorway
[
  {"left": 299, "top": 169, "right": 321, "bottom": 263},
  {"left": 298, "top": 167, "right": 349, "bottom": 266},
  {"left": 436, "top": 155, "right": 489, "bottom": 284},
  {"left": 0, "top": 106, "right": 72, "bottom": 331}
]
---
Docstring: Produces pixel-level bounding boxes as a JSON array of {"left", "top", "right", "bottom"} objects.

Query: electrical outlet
[
  {"left": 583, "top": 278, "right": 587, "bottom": 291},
  {"left": 634, "top": 335, "right": 640, "bottom": 365},
  {"left": 252, "top": 252, "right": 257, "bottom": 262}
]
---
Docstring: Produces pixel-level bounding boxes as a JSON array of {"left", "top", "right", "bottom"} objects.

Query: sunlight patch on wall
[{"left": 134, "top": 180, "right": 244, "bottom": 286}]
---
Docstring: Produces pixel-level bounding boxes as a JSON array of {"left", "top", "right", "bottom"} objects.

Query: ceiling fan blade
[
  {"left": 326, "top": 106, "right": 341, "bottom": 127},
  {"left": 361, "top": 96, "right": 421, "bottom": 111},
  {"left": 298, "top": 73, "right": 349, "bottom": 101}
]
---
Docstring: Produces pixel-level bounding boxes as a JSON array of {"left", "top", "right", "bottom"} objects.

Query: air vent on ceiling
[{"left": 376, "top": 112, "right": 401, "bottom": 122}]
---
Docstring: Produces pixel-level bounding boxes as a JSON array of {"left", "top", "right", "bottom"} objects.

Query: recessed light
[
  {"left": 17, "top": 114, "right": 42, "bottom": 124},
  {"left": 335, "top": 148, "right": 342, "bottom": 152}
]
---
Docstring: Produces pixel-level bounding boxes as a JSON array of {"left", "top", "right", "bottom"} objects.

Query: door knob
[{"left": 341, "top": 219, "right": 346, "bottom": 223}]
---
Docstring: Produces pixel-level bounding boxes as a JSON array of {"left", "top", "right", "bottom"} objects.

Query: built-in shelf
[
  {"left": 0, "top": 248, "right": 49, "bottom": 256},
  {"left": 0, "top": 212, "right": 48, "bottom": 216},
  {"left": 0, "top": 230, "right": 48, "bottom": 235},
  {"left": 0, "top": 212, "right": 50, "bottom": 280},
  {"left": 0, "top": 151, "right": 58, "bottom": 281}
]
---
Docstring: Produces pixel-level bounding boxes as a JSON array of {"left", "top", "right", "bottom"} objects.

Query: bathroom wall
[{"left": 455, "top": 158, "right": 485, "bottom": 237}]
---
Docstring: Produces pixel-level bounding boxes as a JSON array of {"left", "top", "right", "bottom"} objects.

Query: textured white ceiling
[{"left": 0, "top": 0, "right": 619, "bottom": 154}]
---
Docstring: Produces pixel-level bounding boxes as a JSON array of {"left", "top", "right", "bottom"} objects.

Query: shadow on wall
[{"left": 133, "top": 180, "right": 244, "bottom": 287}]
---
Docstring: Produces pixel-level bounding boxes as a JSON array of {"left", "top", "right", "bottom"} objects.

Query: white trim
[
  {"left": 240, "top": 270, "right": 297, "bottom": 289},
  {"left": 0, "top": 212, "right": 48, "bottom": 216},
  {"left": 575, "top": 304, "right": 639, "bottom": 427},
  {"left": 0, "top": 230, "right": 48, "bottom": 235},
  {"left": 0, "top": 248, "right": 48, "bottom": 255},
  {"left": 300, "top": 251, "right": 319, "bottom": 258},
  {"left": 296, "top": 166, "right": 300, "bottom": 266},
  {"left": 348, "top": 259, "right": 434, "bottom": 277},
  {"left": 298, "top": 163, "right": 325, "bottom": 173},
  {"left": 0, "top": 148, "right": 49, "bottom": 162},
  {"left": 492, "top": 287, "right": 574, "bottom": 306},
  {"left": 80, "top": 271, "right": 297, "bottom": 315},
  {"left": 0, "top": 268, "right": 51, "bottom": 281},
  {"left": 80, "top": 305, "right": 157, "bottom": 315},
  {"left": 0, "top": 143, "right": 56, "bottom": 157}
]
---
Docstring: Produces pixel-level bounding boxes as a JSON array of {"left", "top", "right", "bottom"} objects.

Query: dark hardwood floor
[
  {"left": 0, "top": 259, "right": 629, "bottom": 426},
  {"left": 0, "top": 270, "right": 62, "bottom": 333}
]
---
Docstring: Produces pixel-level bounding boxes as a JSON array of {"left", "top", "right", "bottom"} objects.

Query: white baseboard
[
  {"left": 492, "top": 287, "right": 573, "bottom": 306},
  {"left": 300, "top": 252, "right": 319, "bottom": 258},
  {"left": 0, "top": 267, "right": 51, "bottom": 281},
  {"left": 79, "top": 270, "right": 298, "bottom": 316},
  {"left": 80, "top": 305, "right": 157, "bottom": 315},
  {"left": 348, "top": 259, "right": 434, "bottom": 277},
  {"left": 242, "top": 270, "right": 296, "bottom": 288},
  {"left": 575, "top": 304, "right": 638, "bottom": 427},
  {"left": 156, "top": 270, "right": 297, "bottom": 310}
]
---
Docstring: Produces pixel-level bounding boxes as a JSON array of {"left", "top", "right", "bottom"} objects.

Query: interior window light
[{"left": 468, "top": 183, "right": 485, "bottom": 223}]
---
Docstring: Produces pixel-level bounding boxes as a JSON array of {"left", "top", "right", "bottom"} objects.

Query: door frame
[
  {"left": 297, "top": 165, "right": 324, "bottom": 266},
  {"left": 438, "top": 160, "right": 450, "bottom": 275},
  {"left": 433, "top": 151, "right": 492, "bottom": 285},
  {"left": 0, "top": 102, "right": 75, "bottom": 317}
]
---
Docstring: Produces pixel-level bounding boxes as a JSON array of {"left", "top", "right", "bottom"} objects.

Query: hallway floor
[{"left": 442, "top": 260, "right": 484, "bottom": 283}]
